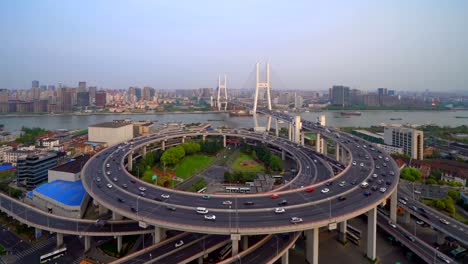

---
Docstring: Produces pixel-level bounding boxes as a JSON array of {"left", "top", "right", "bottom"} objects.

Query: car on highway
[
  {"left": 270, "top": 194, "right": 279, "bottom": 199},
  {"left": 290, "top": 217, "right": 303, "bottom": 224},
  {"left": 440, "top": 218, "right": 450, "bottom": 225},
  {"left": 95, "top": 219, "right": 107, "bottom": 227},
  {"left": 138, "top": 187, "right": 147, "bottom": 192},
  {"left": 436, "top": 253, "right": 451, "bottom": 263},
  {"left": 339, "top": 181, "right": 346, "bottom": 187},
  {"left": 106, "top": 171, "right": 111, "bottom": 175},
  {"left": 321, "top": 188, "right": 330, "bottom": 194},
  {"left": 222, "top": 200, "right": 232, "bottom": 205},
  {"left": 106, "top": 183, "right": 113, "bottom": 189},
  {"left": 131, "top": 207, "right": 138, "bottom": 213},
  {"left": 175, "top": 240, "right": 184, "bottom": 248},
  {"left": 338, "top": 196, "right": 346, "bottom": 201},
  {"left": 118, "top": 198, "right": 125, "bottom": 203},
  {"left": 363, "top": 191, "right": 371, "bottom": 197},
  {"left": 204, "top": 214, "right": 216, "bottom": 221},
  {"left": 325, "top": 181, "right": 333, "bottom": 186},
  {"left": 398, "top": 198, "right": 407, "bottom": 205},
  {"left": 379, "top": 187, "right": 387, "bottom": 193},
  {"left": 202, "top": 195, "right": 211, "bottom": 199},
  {"left": 405, "top": 234, "right": 415, "bottom": 242},
  {"left": 161, "top": 194, "right": 170, "bottom": 199},
  {"left": 388, "top": 221, "right": 397, "bottom": 228},
  {"left": 414, "top": 190, "right": 421, "bottom": 194},
  {"left": 416, "top": 220, "right": 425, "bottom": 225},
  {"left": 139, "top": 192, "right": 146, "bottom": 197},
  {"left": 275, "top": 208, "right": 286, "bottom": 214},
  {"left": 121, "top": 183, "right": 127, "bottom": 189},
  {"left": 244, "top": 201, "right": 254, "bottom": 206},
  {"left": 372, "top": 173, "right": 378, "bottom": 178},
  {"left": 278, "top": 200, "right": 288, "bottom": 206},
  {"left": 360, "top": 182, "right": 369, "bottom": 188},
  {"left": 196, "top": 207, "right": 209, "bottom": 214},
  {"left": 166, "top": 206, "right": 176, "bottom": 211},
  {"left": 352, "top": 161, "right": 357, "bottom": 166},
  {"left": 112, "top": 177, "right": 118, "bottom": 182},
  {"left": 95, "top": 177, "right": 101, "bottom": 182},
  {"left": 305, "top": 187, "right": 314, "bottom": 193},
  {"left": 371, "top": 185, "right": 378, "bottom": 191}
]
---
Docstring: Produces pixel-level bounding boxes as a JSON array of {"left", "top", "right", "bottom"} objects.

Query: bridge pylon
[
  {"left": 252, "top": 63, "right": 272, "bottom": 113},
  {"left": 216, "top": 75, "right": 228, "bottom": 111}
]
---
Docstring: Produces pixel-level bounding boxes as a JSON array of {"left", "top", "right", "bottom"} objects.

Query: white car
[
  {"left": 204, "top": 214, "right": 216, "bottom": 221},
  {"left": 440, "top": 218, "right": 450, "bottom": 225},
  {"left": 372, "top": 173, "right": 378, "bottom": 178},
  {"left": 222, "top": 200, "right": 232, "bottom": 205},
  {"left": 106, "top": 183, "right": 113, "bottom": 189},
  {"left": 174, "top": 240, "right": 184, "bottom": 248},
  {"left": 352, "top": 161, "right": 357, "bottom": 166},
  {"left": 360, "top": 182, "right": 369, "bottom": 188},
  {"left": 398, "top": 198, "right": 407, "bottom": 205},
  {"left": 339, "top": 181, "right": 346, "bottom": 187},
  {"left": 321, "top": 188, "right": 330, "bottom": 194},
  {"left": 274, "top": 208, "right": 285, "bottom": 214},
  {"left": 360, "top": 162, "right": 364, "bottom": 167},
  {"left": 379, "top": 187, "right": 387, "bottom": 193},
  {"left": 414, "top": 190, "right": 422, "bottom": 194},
  {"left": 139, "top": 187, "right": 147, "bottom": 192},
  {"left": 290, "top": 217, "right": 303, "bottom": 224},
  {"left": 388, "top": 221, "right": 397, "bottom": 228},
  {"left": 161, "top": 194, "right": 170, "bottom": 199},
  {"left": 113, "top": 177, "right": 118, "bottom": 182}
]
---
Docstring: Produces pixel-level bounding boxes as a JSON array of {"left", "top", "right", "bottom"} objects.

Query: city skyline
[{"left": 1, "top": 1, "right": 467, "bottom": 91}]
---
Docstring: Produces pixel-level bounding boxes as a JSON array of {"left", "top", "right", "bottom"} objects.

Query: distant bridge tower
[
  {"left": 216, "top": 75, "right": 228, "bottom": 111},
  {"left": 252, "top": 63, "right": 272, "bottom": 113}
]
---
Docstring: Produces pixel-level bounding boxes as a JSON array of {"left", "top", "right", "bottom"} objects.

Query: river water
[{"left": 0, "top": 110, "right": 467, "bottom": 131}]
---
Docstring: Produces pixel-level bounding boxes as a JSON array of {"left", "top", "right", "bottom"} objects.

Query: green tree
[
  {"left": 433, "top": 199, "right": 446, "bottom": 210},
  {"left": 447, "top": 190, "right": 461, "bottom": 202},
  {"left": 160, "top": 146, "right": 186, "bottom": 166},
  {"left": 425, "top": 177, "right": 437, "bottom": 185},
  {"left": 400, "top": 167, "right": 422, "bottom": 182},
  {"left": 269, "top": 155, "right": 284, "bottom": 171},
  {"left": 429, "top": 169, "right": 442, "bottom": 180},
  {"left": 181, "top": 142, "right": 201, "bottom": 155}
]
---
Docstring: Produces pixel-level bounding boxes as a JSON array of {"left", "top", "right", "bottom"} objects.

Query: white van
[{"left": 196, "top": 207, "right": 209, "bottom": 214}]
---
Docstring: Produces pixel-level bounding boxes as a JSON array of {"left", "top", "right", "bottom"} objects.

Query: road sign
[
  {"left": 139, "top": 221, "right": 148, "bottom": 228},
  {"left": 152, "top": 174, "right": 157, "bottom": 182},
  {"left": 328, "top": 222, "right": 337, "bottom": 230}
]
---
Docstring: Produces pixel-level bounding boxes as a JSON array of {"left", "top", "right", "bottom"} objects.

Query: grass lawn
[
  {"left": 231, "top": 153, "right": 264, "bottom": 173},
  {"left": 175, "top": 155, "right": 214, "bottom": 179}
]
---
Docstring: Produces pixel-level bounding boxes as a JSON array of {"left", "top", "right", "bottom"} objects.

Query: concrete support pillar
[
  {"left": 301, "top": 131, "right": 305, "bottom": 146},
  {"left": 266, "top": 116, "right": 272, "bottom": 132},
  {"left": 403, "top": 210, "right": 411, "bottom": 224},
  {"left": 142, "top": 146, "right": 147, "bottom": 157},
  {"left": 182, "top": 136, "right": 186, "bottom": 143},
  {"left": 281, "top": 249, "right": 289, "bottom": 264},
  {"left": 98, "top": 204, "right": 109, "bottom": 215},
  {"left": 112, "top": 211, "right": 123, "bottom": 220},
  {"left": 153, "top": 226, "right": 164, "bottom": 244},
  {"left": 338, "top": 220, "right": 347, "bottom": 244},
  {"left": 198, "top": 256, "right": 203, "bottom": 264},
  {"left": 367, "top": 207, "right": 377, "bottom": 261},
  {"left": 84, "top": 236, "right": 91, "bottom": 252},
  {"left": 231, "top": 234, "right": 240, "bottom": 256},
  {"left": 390, "top": 189, "right": 397, "bottom": 222},
  {"left": 294, "top": 116, "right": 301, "bottom": 144},
  {"left": 162, "top": 140, "right": 166, "bottom": 151},
  {"left": 321, "top": 139, "right": 327, "bottom": 155},
  {"left": 117, "top": 236, "right": 123, "bottom": 253},
  {"left": 305, "top": 228, "right": 319, "bottom": 264},
  {"left": 223, "top": 135, "right": 227, "bottom": 147},
  {"left": 316, "top": 133, "right": 322, "bottom": 153},
  {"left": 335, "top": 143, "right": 340, "bottom": 162},
  {"left": 242, "top": 236, "right": 248, "bottom": 251},
  {"left": 275, "top": 118, "right": 279, "bottom": 137},
  {"left": 436, "top": 230, "right": 445, "bottom": 245},
  {"left": 288, "top": 123, "right": 292, "bottom": 141},
  {"left": 203, "top": 135, "right": 206, "bottom": 141},
  {"left": 281, "top": 150, "right": 286, "bottom": 161},
  {"left": 128, "top": 153, "right": 133, "bottom": 171},
  {"left": 56, "top": 233, "right": 64, "bottom": 248}
]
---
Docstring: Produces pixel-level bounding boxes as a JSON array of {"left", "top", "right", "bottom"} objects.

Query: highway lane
[
  {"left": 235, "top": 233, "right": 299, "bottom": 264},
  {"left": 397, "top": 185, "right": 468, "bottom": 245},
  {"left": 377, "top": 212, "right": 455, "bottom": 264},
  {"left": 0, "top": 193, "right": 150, "bottom": 236}
]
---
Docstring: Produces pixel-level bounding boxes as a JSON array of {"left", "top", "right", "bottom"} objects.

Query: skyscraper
[
  {"left": 78, "top": 81, "right": 87, "bottom": 92},
  {"left": 135, "top": 87, "right": 142, "bottom": 101},
  {"left": 88, "top": 86, "right": 97, "bottom": 105},
  {"left": 32, "top": 80, "right": 39, "bottom": 88},
  {"left": 77, "top": 92, "right": 90, "bottom": 107},
  {"left": 330, "top": 85, "right": 350, "bottom": 106},
  {"left": 95, "top": 91, "right": 107, "bottom": 107}
]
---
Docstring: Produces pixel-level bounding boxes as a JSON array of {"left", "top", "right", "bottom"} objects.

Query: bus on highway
[
  {"left": 40, "top": 247, "right": 67, "bottom": 263},
  {"left": 225, "top": 187, "right": 239, "bottom": 193}
]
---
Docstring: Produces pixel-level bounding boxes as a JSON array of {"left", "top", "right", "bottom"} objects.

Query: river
[{"left": 0, "top": 110, "right": 467, "bottom": 131}]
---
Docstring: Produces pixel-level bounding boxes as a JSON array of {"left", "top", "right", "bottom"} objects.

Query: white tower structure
[
  {"left": 216, "top": 75, "right": 228, "bottom": 111},
  {"left": 252, "top": 63, "right": 272, "bottom": 113}
]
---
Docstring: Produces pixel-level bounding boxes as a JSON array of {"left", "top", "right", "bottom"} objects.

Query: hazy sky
[{"left": 0, "top": 0, "right": 467, "bottom": 91}]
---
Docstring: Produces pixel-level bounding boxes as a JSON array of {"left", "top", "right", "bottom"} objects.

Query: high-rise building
[
  {"left": 135, "top": 87, "right": 142, "bottom": 101},
  {"left": 384, "top": 125, "right": 424, "bottom": 160},
  {"left": 88, "top": 86, "right": 97, "bottom": 105},
  {"left": 294, "top": 93, "right": 303, "bottom": 108},
  {"left": 95, "top": 91, "right": 107, "bottom": 107},
  {"left": 16, "top": 152, "right": 59, "bottom": 189},
  {"left": 0, "top": 89, "right": 8, "bottom": 103},
  {"left": 330, "top": 85, "right": 350, "bottom": 106},
  {"left": 78, "top": 81, "right": 87, "bottom": 92},
  {"left": 77, "top": 92, "right": 90, "bottom": 107},
  {"left": 143, "top": 86, "right": 152, "bottom": 101},
  {"left": 388, "top": 90, "right": 396, "bottom": 96},
  {"left": 377, "top": 88, "right": 388, "bottom": 106},
  {"left": 32, "top": 80, "right": 39, "bottom": 88}
]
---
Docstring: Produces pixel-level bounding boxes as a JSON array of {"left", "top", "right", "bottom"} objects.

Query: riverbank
[{"left": 0, "top": 110, "right": 229, "bottom": 118}]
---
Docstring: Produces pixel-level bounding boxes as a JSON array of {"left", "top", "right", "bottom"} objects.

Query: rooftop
[
  {"left": 354, "top": 130, "right": 384, "bottom": 139},
  {"left": 50, "top": 154, "right": 91, "bottom": 174},
  {"left": 89, "top": 120, "right": 132, "bottom": 128},
  {"left": 33, "top": 180, "right": 86, "bottom": 206}
]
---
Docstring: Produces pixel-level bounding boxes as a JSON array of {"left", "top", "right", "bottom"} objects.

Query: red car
[
  {"left": 305, "top": 187, "right": 315, "bottom": 193},
  {"left": 270, "top": 194, "right": 279, "bottom": 199}
]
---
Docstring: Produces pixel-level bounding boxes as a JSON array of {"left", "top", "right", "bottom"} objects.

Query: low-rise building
[
  {"left": 16, "top": 152, "right": 63, "bottom": 189},
  {"left": 88, "top": 119, "right": 133, "bottom": 146}
]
